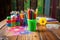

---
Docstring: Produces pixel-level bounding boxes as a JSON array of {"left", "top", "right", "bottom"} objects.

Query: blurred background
[{"left": 0, "top": 0, "right": 60, "bottom": 22}]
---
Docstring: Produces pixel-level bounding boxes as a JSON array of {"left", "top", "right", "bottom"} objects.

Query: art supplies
[
  {"left": 35, "top": 9, "right": 38, "bottom": 16},
  {"left": 7, "top": 16, "right": 11, "bottom": 27},
  {"left": 27, "top": 9, "right": 31, "bottom": 19},
  {"left": 27, "top": 9, "right": 37, "bottom": 31},
  {"left": 27, "top": 19, "right": 37, "bottom": 31},
  {"left": 7, "top": 9, "right": 37, "bottom": 32},
  {"left": 7, "top": 16, "right": 11, "bottom": 20},
  {"left": 27, "top": 9, "right": 36, "bottom": 19}
]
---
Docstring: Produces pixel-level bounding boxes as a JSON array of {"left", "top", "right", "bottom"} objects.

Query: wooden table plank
[
  {"left": 51, "top": 29, "right": 60, "bottom": 39},
  {"left": 18, "top": 34, "right": 28, "bottom": 40},
  {"left": 44, "top": 31, "right": 59, "bottom": 40},
  {"left": 18, "top": 32, "right": 40, "bottom": 40},
  {"left": 0, "top": 25, "right": 17, "bottom": 40},
  {"left": 0, "top": 25, "right": 7, "bottom": 36},
  {"left": 0, "top": 19, "right": 6, "bottom": 29},
  {"left": 6, "top": 36, "right": 17, "bottom": 40},
  {"left": 40, "top": 32, "right": 47, "bottom": 40},
  {"left": 52, "top": 29, "right": 60, "bottom": 37}
]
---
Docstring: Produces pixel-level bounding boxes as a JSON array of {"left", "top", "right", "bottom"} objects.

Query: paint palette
[
  {"left": 6, "top": 26, "right": 31, "bottom": 36},
  {"left": 7, "top": 27, "right": 25, "bottom": 32}
]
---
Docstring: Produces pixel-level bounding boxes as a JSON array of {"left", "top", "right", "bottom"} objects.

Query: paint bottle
[
  {"left": 16, "top": 17, "right": 20, "bottom": 26},
  {"left": 7, "top": 16, "right": 11, "bottom": 27},
  {"left": 11, "top": 19, "right": 16, "bottom": 27},
  {"left": 7, "top": 16, "right": 11, "bottom": 20},
  {"left": 24, "top": 13, "right": 28, "bottom": 26},
  {"left": 11, "top": 15, "right": 16, "bottom": 27},
  {"left": 7, "top": 23, "right": 11, "bottom": 27}
]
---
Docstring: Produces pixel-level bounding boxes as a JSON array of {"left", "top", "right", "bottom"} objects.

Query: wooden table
[{"left": 0, "top": 19, "right": 60, "bottom": 40}]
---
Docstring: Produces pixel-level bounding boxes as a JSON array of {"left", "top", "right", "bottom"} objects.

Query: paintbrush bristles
[{"left": 27, "top": 9, "right": 37, "bottom": 19}]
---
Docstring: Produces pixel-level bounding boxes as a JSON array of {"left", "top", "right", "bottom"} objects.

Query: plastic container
[
  {"left": 7, "top": 20, "right": 11, "bottom": 23},
  {"left": 7, "top": 16, "right": 11, "bottom": 20},
  {"left": 11, "top": 22, "right": 16, "bottom": 27},
  {"left": 16, "top": 22, "right": 20, "bottom": 26},
  {"left": 7, "top": 23, "right": 11, "bottom": 27},
  {"left": 27, "top": 19, "right": 37, "bottom": 31}
]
